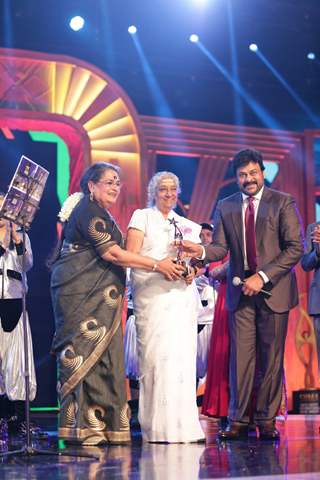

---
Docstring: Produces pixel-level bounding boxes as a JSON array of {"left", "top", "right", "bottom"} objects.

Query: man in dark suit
[
  {"left": 182, "top": 149, "right": 304, "bottom": 439},
  {"left": 301, "top": 222, "right": 320, "bottom": 378}
]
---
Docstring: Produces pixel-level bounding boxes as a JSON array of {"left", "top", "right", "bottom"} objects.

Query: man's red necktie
[{"left": 245, "top": 196, "right": 257, "bottom": 273}]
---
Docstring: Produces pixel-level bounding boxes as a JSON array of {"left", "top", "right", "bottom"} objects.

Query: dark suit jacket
[
  {"left": 204, "top": 187, "right": 304, "bottom": 313},
  {"left": 301, "top": 222, "right": 320, "bottom": 316}
]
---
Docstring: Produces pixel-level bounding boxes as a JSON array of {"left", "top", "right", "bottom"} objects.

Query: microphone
[{"left": 232, "top": 276, "right": 272, "bottom": 297}]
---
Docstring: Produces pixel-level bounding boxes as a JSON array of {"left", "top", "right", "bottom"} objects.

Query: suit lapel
[
  {"left": 255, "top": 186, "right": 272, "bottom": 250},
  {"left": 231, "top": 192, "right": 244, "bottom": 254}
]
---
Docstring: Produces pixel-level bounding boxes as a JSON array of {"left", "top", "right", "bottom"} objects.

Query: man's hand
[
  {"left": 311, "top": 225, "right": 320, "bottom": 244},
  {"left": 184, "top": 266, "right": 195, "bottom": 285},
  {"left": 157, "top": 257, "right": 185, "bottom": 281},
  {"left": 242, "top": 273, "right": 264, "bottom": 296},
  {"left": 174, "top": 240, "right": 203, "bottom": 259}
]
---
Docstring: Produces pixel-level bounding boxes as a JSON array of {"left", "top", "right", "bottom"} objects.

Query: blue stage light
[
  {"left": 190, "top": 34, "right": 199, "bottom": 43},
  {"left": 307, "top": 52, "right": 316, "bottom": 60},
  {"left": 249, "top": 43, "right": 258, "bottom": 52},
  {"left": 128, "top": 25, "right": 137, "bottom": 35},
  {"left": 69, "top": 16, "right": 85, "bottom": 32}
]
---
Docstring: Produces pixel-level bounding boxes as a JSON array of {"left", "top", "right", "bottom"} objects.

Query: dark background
[{"left": 0, "top": 0, "right": 319, "bottom": 131}]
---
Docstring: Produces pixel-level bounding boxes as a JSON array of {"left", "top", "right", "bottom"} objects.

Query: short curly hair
[{"left": 147, "top": 171, "right": 181, "bottom": 207}]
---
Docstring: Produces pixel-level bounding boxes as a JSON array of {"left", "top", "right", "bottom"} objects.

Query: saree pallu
[{"left": 51, "top": 244, "right": 130, "bottom": 445}]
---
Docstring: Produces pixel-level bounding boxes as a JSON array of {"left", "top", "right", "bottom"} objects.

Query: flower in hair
[{"left": 58, "top": 192, "right": 84, "bottom": 222}]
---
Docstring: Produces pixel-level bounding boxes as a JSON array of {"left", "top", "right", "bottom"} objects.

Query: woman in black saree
[{"left": 50, "top": 163, "right": 183, "bottom": 446}]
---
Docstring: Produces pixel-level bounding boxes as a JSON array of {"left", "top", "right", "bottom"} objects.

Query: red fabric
[
  {"left": 245, "top": 197, "right": 257, "bottom": 272},
  {"left": 201, "top": 280, "right": 229, "bottom": 417}
]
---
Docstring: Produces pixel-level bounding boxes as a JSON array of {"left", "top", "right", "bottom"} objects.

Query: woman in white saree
[{"left": 127, "top": 172, "right": 205, "bottom": 443}]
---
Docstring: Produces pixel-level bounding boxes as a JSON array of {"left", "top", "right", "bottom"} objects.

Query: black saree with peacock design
[{"left": 50, "top": 195, "right": 130, "bottom": 445}]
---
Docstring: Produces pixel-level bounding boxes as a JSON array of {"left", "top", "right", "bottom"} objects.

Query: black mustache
[{"left": 243, "top": 181, "right": 257, "bottom": 188}]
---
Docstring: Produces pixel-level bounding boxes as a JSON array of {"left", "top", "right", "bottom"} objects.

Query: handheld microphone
[{"left": 232, "top": 276, "right": 272, "bottom": 297}]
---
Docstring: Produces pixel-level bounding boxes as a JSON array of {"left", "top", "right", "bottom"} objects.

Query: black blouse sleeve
[{"left": 77, "top": 200, "right": 118, "bottom": 257}]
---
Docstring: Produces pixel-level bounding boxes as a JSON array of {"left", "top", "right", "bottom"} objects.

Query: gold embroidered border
[
  {"left": 59, "top": 426, "right": 131, "bottom": 443},
  {"left": 60, "top": 295, "right": 123, "bottom": 400},
  {"left": 107, "top": 430, "right": 131, "bottom": 442}
]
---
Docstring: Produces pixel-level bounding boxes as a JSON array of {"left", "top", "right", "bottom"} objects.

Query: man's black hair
[
  {"left": 200, "top": 222, "right": 213, "bottom": 232},
  {"left": 231, "top": 148, "right": 265, "bottom": 176}
]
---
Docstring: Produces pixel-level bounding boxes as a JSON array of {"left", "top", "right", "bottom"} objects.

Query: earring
[{"left": 90, "top": 191, "right": 94, "bottom": 202}]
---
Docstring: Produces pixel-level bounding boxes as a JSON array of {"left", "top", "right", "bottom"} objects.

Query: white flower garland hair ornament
[{"left": 58, "top": 192, "right": 84, "bottom": 223}]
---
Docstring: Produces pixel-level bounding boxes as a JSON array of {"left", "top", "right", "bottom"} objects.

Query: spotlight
[
  {"left": 190, "top": 34, "right": 199, "bottom": 43},
  {"left": 307, "top": 52, "right": 316, "bottom": 60},
  {"left": 69, "top": 16, "right": 85, "bottom": 32},
  {"left": 128, "top": 25, "right": 137, "bottom": 34},
  {"left": 249, "top": 43, "right": 258, "bottom": 52}
]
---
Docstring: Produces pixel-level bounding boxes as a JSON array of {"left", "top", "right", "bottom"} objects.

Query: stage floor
[{"left": 0, "top": 414, "right": 320, "bottom": 479}]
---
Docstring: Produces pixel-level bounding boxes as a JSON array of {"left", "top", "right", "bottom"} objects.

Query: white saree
[{"left": 129, "top": 207, "right": 204, "bottom": 442}]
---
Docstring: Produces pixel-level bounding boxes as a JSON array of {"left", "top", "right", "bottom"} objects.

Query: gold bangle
[{"left": 152, "top": 263, "right": 158, "bottom": 272}]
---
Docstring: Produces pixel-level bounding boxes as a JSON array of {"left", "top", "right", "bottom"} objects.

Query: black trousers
[
  {"left": 0, "top": 395, "right": 25, "bottom": 421},
  {"left": 0, "top": 298, "right": 22, "bottom": 332},
  {"left": 0, "top": 299, "right": 25, "bottom": 422},
  {"left": 228, "top": 294, "right": 288, "bottom": 424}
]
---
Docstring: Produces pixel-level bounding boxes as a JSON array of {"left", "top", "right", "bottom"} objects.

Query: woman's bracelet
[{"left": 152, "top": 263, "right": 158, "bottom": 272}]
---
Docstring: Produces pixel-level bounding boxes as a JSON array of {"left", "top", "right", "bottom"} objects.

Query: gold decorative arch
[{"left": 0, "top": 48, "right": 145, "bottom": 229}]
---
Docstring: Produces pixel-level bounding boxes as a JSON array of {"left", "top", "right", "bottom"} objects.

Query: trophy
[{"left": 168, "top": 217, "right": 190, "bottom": 277}]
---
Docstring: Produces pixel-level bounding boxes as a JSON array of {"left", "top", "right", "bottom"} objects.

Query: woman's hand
[
  {"left": 0, "top": 220, "right": 10, "bottom": 249},
  {"left": 11, "top": 223, "right": 22, "bottom": 244},
  {"left": 157, "top": 257, "right": 185, "bottom": 281}
]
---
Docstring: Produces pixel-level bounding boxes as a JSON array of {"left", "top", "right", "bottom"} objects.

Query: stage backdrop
[{"left": 0, "top": 48, "right": 318, "bottom": 410}]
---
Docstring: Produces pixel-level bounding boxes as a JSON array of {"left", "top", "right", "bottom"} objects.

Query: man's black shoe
[
  {"left": 218, "top": 422, "right": 249, "bottom": 440},
  {"left": 258, "top": 423, "right": 280, "bottom": 440}
]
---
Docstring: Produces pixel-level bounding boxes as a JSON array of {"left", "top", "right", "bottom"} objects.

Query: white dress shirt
[
  {"left": 200, "top": 186, "right": 269, "bottom": 284},
  {"left": 241, "top": 186, "right": 269, "bottom": 283}
]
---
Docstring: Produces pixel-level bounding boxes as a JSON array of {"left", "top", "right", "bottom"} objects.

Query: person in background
[
  {"left": 195, "top": 223, "right": 217, "bottom": 385},
  {"left": 301, "top": 221, "right": 320, "bottom": 376},
  {"left": 123, "top": 268, "right": 140, "bottom": 428},
  {"left": 199, "top": 223, "right": 214, "bottom": 248},
  {"left": 201, "top": 256, "right": 229, "bottom": 425},
  {"left": 0, "top": 193, "right": 38, "bottom": 438}
]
